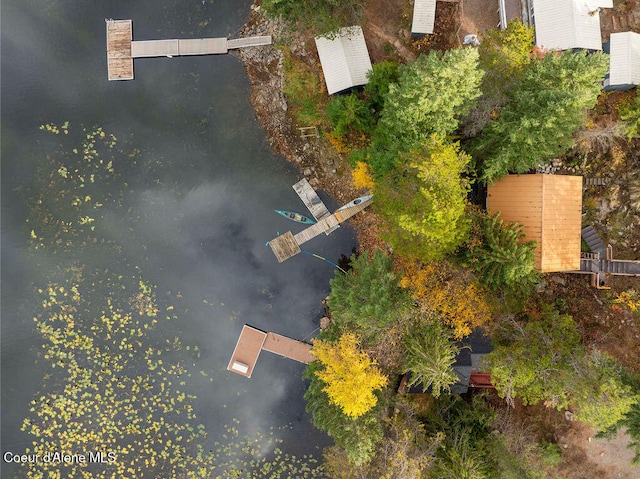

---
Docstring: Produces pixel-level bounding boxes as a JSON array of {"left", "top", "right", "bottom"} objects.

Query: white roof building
[
  {"left": 411, "top": 0, "right": 437, "bottom": 35},
  {"left": 314, "top": 26, "right": 373, "bottom": 95},
  {"left": 533, "top": 0, "right": 613, "bottom": 51},
  {"left": 606, "top": 31, "right": 640, "bottom": 90}
]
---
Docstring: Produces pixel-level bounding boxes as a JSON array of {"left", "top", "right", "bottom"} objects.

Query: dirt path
[{"left": 560, "top": 424, "right": 640, "bottom": 479}]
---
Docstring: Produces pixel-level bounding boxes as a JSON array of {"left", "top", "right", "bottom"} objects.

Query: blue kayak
[{"left": 274, "top": 209, "right": 316, "bottom": 224}]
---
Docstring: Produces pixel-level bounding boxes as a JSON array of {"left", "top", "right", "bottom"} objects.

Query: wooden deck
[
  {"left": 106, "top": 20, "right": 272, "bottom": 80},
  {"left": 227, "top": 325, "right": 267, "bottom": 378},
  {"left": 292, "top": 179, "right": 332, "bottom": 222},
  {"left": 227, "top": 36, "right": 272, "bottom": 49},
  {"left": 268, "top": 231, "right": 301, "bottom": 264},
  {"left": 228, "top": 326, "right": 314, "bottom": 378},
  {"left": 131, "top": 38, "right": 228, "bottom": 57},
  {"left": 263, "top": 333, "right": 314, "bottom": 364},
  {"left": 293, "top": 215, "right": 340, "bottom": 244},
  {"left": 106, "top": 20, "right": 134, "bottom": 80},
  {"left": 269, "top": 195, "right": 373, "bottom": 263}
]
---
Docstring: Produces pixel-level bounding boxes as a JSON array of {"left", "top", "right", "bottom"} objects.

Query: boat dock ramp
[
  {"left": 106, "top": 19, "right": 271, "bottom": 80},
  {"left": 227, "top": 325, "right": 314, "bottom": 378}
]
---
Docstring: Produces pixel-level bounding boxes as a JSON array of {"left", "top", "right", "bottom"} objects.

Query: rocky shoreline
[{"left": 233, "top": 7, "right": 385, "bottom": 252}]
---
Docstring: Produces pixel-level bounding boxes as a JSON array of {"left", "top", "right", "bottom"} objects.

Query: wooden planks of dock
[
  {"left": 227, "top": 36, "right": 272, "bottom": 49},
  {"left": 131, "top": 38, "right": 228, "bottom": 57},
  {"left": 227, "top": 325, "right": 314, "bottom": 378},
  {"left": 106, "top": 20, "right": 134, "bottom": 80},
  {"left": 106, "top": 19, "right": 272, "bottom": 80},
  {"left": 292, "top": 178, "right": 332, "bottom": 222},
  {"left": 263, "top": 333, "right": 314, "bottom": 364},
  {"left": 268, "top": 195, "right": 373, "bottom": 263},
  {"left": 227, "top": 325, "right": 267, "bottom": 378}
]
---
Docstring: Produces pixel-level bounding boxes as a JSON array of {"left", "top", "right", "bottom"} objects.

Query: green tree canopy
[
  {"left": 478, "top": 19, "right": 535, "bottom": 92},
  {"left": 473, "top": 50, "right": 609, "bottom": 183},
  {"left": 620, "top": 91, "right": 640, "bottom": 140},
  {"left": 461, "top": 19, "right": 535, "bottom": 137},
  {"left": 326, "top": 93, "right": 374, "bottom": 136},
  {"left": 328, "top": 249, "right": 411, "bottom": 337},
  {"left": 363, "top": 60, "right": 400, "bottom": 113},
  {"left": 463, "top": 212, "right": 539, "bottom": 300},
  {"left": 261, "top": 0, "right": 363, "bottom": 35},
  {"left": 378, "top": 48, "right": 483, "bottom": 145},
  {"left": 403, "top": 316, "right": 460, "bottom": 397},
  {"left": 374, "top": 136, "right": 471, "bottom": 261},
  {"left": 487, "top": 307, "right": 639, "bottom": 430}
]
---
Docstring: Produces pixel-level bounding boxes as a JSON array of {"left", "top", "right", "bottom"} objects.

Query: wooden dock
[
  {"left": 227, "top": 36, "right": 272, "bottom": 49},
  {"left": 106, "top": 20, "right": 134, "bottom": 80},
  {"left": 227, "top": 325, "right": 267, "bottom": 378},
  {"left": 227, "top": 325, "right": 314, "bottom": 378},
  {"left": 292, "top": 179, "right": 331, "bottom": 222},
  {"left": 131, "top": 38, "right": 228, "bottom": 57},
  {"left": 106, "top": 19, "right": 272, "bottom": 80},
  {"left": 269, "top": 195, "right": 373, "bottom": 263},
  {"left": 263, "top": 332, "right": 314, "bottom": 364}
]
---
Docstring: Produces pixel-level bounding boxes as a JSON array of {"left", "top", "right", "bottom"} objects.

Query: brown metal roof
[{"left": 487, "top": 174, "right": 583, "bottom": 273}]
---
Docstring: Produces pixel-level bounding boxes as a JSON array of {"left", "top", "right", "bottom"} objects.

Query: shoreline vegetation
[{"left": 234, "top": 2, "right": 640, "bottom": 478}]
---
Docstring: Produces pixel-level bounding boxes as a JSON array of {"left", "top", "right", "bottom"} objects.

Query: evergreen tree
[
  {"left": 403, "top": 316, "right": 460, "bottom": 397},
  {"left": 473, "top": 50, "right": 609, "bottom": 183},
  {"left": 363, "top": 60, "right": 400, "bottom": 113},
  {"left": 461, "top": 19, "right": 535, "bottom": 137},
  {"left": 464, "top": 212, "right": 539, "bottom": 299},
  {"left": 487, "top": 306, "right": 639, "bottom": 430},
  {"left": 328, "top": 249, "right": 410, "bottom": 337},
  {"left": 326, "top": 93, "right": 374, "bottom": 136},
  {"left": 379, "top": 48, "right": 483, "bottom": 145}
]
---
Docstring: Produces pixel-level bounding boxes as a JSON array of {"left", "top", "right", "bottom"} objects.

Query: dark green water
[{"left": 1, "top": 0, "right": 356, "bottom": 475}]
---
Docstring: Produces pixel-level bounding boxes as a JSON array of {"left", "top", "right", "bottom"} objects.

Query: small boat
[
  {"left": 274, "top": 209, "right": 316, "bottom": 224},
  {"left": 335, "top": 194, "right": 373, "bottom": 212}
]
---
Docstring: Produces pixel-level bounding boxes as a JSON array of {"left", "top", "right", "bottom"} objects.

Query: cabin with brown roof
[{"left": 486, "top": 174, "right": 583, "bottom": 273}]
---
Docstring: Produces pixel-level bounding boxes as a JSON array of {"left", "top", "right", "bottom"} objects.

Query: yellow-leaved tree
[
  {"left": 352, "top": 161, "right": 375, "bottom": 190},
  {"left": 312, "top": 333, "right": 388, "bottom": 418}
]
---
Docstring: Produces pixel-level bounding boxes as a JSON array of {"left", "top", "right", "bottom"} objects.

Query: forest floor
[{"left": 237, "top": 1, "right": 640, "bottom": 477}]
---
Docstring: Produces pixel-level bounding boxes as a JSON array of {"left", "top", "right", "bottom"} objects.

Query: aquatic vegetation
[
  {"left": 28, "top": 124, "right": 121, "bottom": 253},
  {"left": 21, "top": 124, "right": 325, "bottom": 477},
  {"left": 23, "top": 274, "right": 215, "bottom": 478}
]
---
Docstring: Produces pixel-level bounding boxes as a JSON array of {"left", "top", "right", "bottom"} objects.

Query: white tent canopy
[
  {"left": 314, "top": 26, "right": 373, "bottom": 95},
  {"left": 533, "top": 0, "right": 612, "bottom": 51}
]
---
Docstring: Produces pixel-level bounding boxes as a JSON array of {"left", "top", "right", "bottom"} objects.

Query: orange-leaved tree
[
  {"left": 311, "top": 333, "right": 388, "bottom": 418},
  {"left": 400, "top": 259, "right": 494, "bottom": 339}
]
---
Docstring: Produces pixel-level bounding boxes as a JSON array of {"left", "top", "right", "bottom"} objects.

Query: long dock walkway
[
  {"left": 263, "top": 332, "right": 314, "bottom": 363},
  {"left": 106, "top": 19, "right": 271, "bottom": 80},
  {"left": 227, "top": 325, "right": 314, "bottom": 378}
]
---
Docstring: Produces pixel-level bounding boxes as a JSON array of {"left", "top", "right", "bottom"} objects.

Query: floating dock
[
  {"left": 227, "top": 325, "right": 314, "bottom": 378},
  {"left": 293, "top": 179, "right": 331, "bottom": 221},
  {"left": 106, "top": 19, "right": 272, "bottom": 80},
  {"left": 227, "top": 325, "right": 268, "bottom": 378},
  {"left": 269, "top": 195, "right": 372, "bottom": 263}
]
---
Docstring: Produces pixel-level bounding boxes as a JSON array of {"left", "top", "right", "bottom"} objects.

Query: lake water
[{"left": 1, "top": 0, "right": 357, "bottom": 475}]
